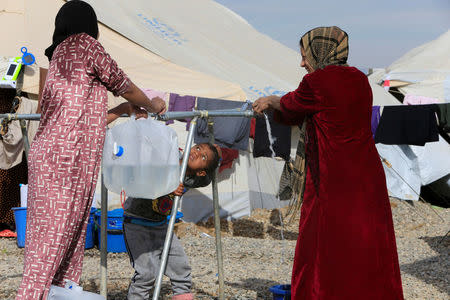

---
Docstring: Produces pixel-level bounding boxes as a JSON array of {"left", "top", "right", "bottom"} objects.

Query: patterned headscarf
[{"left": 300, "top": 26, "right": 349, "bottom": 70}]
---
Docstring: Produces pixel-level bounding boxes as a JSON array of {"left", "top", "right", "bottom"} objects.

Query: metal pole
[
  {"left": 100, "top": 173, "right": 108, "bottom": 298},
  {"left": 208, "top": 118, "right": 225, "bottom": 300},
  {"left": 152, "top": 117, "right": 198, "bottom": 300},
  {"left": 0, "top": 113, "right": 41, "bottom": 120}
]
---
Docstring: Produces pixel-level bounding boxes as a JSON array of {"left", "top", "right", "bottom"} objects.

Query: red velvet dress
[{"left": 274, "top": 66, "right": 404, "bottom": 299}]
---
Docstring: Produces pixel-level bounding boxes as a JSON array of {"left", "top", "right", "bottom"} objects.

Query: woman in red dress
[
  {"left": 253, "top": 26, "right": 404, "bottom": 299},
  {"left": 16, "top": 1, "right": 165, "bottom": 299}
]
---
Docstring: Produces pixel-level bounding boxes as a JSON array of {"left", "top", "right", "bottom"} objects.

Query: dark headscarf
[
  {"left": 300, "top": 26, "right": 349, "bottom": 70},
  {"left": 44, "top": 0, "right": 99, "bottom": 61}
]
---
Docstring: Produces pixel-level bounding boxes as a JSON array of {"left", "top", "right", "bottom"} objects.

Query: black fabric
[
  {"left": 253, "top": 110, "right": 291, "bottom": 160},
  {"left": 436, "top": 103, "right": 450, "bottom": 133},
  {"left": 45, "top": 0, "right": 99, "bottom": 61},
  {"left": 374, "top": 105, "right": 439, "bottom": 146}
]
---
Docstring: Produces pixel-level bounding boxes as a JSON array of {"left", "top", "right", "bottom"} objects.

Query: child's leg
[
  {"left": 123, "top": 221, "right": 165, "bottom": 300},
  {"left": 166, "top": 233, "right": 193, "bottom": 297}
]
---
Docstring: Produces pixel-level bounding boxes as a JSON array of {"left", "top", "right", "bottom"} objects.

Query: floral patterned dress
[{"left": 17, "top": 33, "right": 130, "bottom": 300}]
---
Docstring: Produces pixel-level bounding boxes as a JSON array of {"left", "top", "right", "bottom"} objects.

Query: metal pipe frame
[
  {"left": 100, "top": 173, "right": 108, "bottom": 297},
  {"left": 8, "top": 110, "right": 256, "bottom": 300},
  {"left": 208, "top": 118, "right": 225, "bottom": 299},
  {"left": 152, "top": 117, "right": 199, "bottom": 300}
]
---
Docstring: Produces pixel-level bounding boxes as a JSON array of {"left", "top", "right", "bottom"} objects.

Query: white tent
[
  {"left": 372, "top": 31, "right": 450, "bottom": 202},
  {"left": 383, "top": 30, "right": 450, "bottom": 103},
  {"left": 0, "top": 0, "right": 247, "bottom": 102}
]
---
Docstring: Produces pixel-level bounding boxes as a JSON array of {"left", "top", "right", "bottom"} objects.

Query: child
[{"left": 123, "top": 143, "right": 220, "bottom": 300}]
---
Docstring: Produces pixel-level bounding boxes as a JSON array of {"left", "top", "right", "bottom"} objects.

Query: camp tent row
[
  {"left": 1, "top": 0, "right": 447, "bottom": 223},
  {"left": 370, "top": 30, "right": 450, "bottom": 203}
]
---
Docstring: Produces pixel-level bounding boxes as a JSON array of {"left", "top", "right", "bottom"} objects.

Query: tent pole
[
  {"left": 208, "top": 118, "right": 225, "bottom": 300},
  {"left": 152, "top": 117, "right": 198, "bottom": 300},
  {"left": 100, "top": 173, "right": 108, "bottom": 298}
]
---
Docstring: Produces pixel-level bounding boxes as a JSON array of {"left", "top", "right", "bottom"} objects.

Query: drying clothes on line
[
  {"left": 253, "top": 110, "right": 291, "bottom": 160},
  {"left": 371, "top": 106, "right": 381, "bottom": 139},
  {"left": 374, "top": 105, "right": 439, "bottom": 146},
  {"left": 0, "top": 97, "right": 39, "bottom": 170},
  {"left": 403, "top": 94, "right": 442, "bottom": 105},
  {"left": 249, "top": 118, "right": 256, "bottom": 139},
  {"left": 218, "top": 147, "right": 239, "bottom": 173},
  {"left": 194, "top": 97, "right": 251, "bottom": 150},
  {"left": 166, "top": 93, "right": 196, "bottom": 130},
  {"left": 141, "top": 88, "right": 167, "bottom": 102},
  {"left": 436, "top": 103, "right": 450, "bottom": 132}
]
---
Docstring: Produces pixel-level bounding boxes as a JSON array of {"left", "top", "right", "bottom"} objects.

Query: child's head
[{"left": 186, "top": 143, "right": 220, "bottom": 177}]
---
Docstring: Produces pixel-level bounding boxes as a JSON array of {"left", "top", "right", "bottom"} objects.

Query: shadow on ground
[{"left": 401, "top": 235, "right": 450, "bottom": 296}]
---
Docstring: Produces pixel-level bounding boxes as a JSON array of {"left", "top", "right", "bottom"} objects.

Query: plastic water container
[
  {"left": 11, "top": 207, "right": 26, "bottom": 248},
  {"left": 19, "top": 184, "right": 28, "bottom": 207},
  {"left": 167, "top": 211, "right": 184, "bottom": 223},
  {"left": 269, "top": 284, "right": 291, "bottom": 300},
  {"left": 85, "top": 207, "right": 97, "bottom": 249},
  {"left": 102, "top": 117, "right": 180, "bottom": 199},
  {"left": 94, "top": 208, "right": 126, "bottom": 253},
  {"left": 48, "top": 280, "right": 105, "bottom": 300},
  {"left": 11, "top": 207, "right": 97, "bottom": 249}
]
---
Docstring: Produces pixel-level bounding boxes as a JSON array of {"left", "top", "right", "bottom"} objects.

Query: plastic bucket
[
  {"left": 94, "top": 208, "right": 126, "bottom": 253},
  {"left": 85, "top": 207, "right": 97, "bottom": 249},
  {"left": 167, "top": 211, "right": 183, "bottom": 223},
  {"left": 12, "top": 207, "right": 97, "bottom": 249},
  {"left": 11, "top": 207, "right": 27, "bottom": 248},
  {"left": 269, "top": 284, "right": 291, "bottom": 300}
]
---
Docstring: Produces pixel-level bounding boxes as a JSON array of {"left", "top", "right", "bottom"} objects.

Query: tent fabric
[
  {"left": 0, "top": 0, "right": 247, "bottom": 104},
  {"left": 383, "top": 30, "right": 450, "bottom": 102},
  {"left": 82, "top": 0, "right": 304, "bottom": 100}
]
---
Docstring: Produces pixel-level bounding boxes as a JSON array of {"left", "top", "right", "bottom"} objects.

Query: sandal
[{"left": 0, "top": 229, "right": 17, "bottom": 238}]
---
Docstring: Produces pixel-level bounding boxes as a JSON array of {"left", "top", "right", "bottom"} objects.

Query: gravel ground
[{"left": 0, "top": 198, "right": 448, "bottom": 299}]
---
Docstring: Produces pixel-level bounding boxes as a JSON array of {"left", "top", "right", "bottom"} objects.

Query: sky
[{"left": 214, "top": 0, "right": 450, "bottom": 68}]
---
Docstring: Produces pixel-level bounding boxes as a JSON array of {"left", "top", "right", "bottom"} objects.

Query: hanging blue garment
[{"left": 194, "top": 97, "right": 251, "bottom": 150}]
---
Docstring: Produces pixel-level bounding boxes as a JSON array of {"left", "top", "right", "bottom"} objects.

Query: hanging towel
[
  {"left": 403, "top": 94, "right": 442, "bottom": 105},
  {"left": 436, "top": 103, "right": 450, "bottom": 132},
  {"left": 219, "top": 147, "right": 239, "bottom": 173},
  {"left": 194, "top": 97, "right": 251, "bottom": 150},
  {"left": 141, "top": 88, "right": 167, "bottom": 102},
  {"left": 166, "top": 93, "right": 196, "bottom": 130},
  {"left": 374, "top": 105, "right": 439, "bottom": 146},
  {"left": 371, "top": 106, "right": 381, "bottom": 139},
  {"left": 253, "top": 110, "right": 291, "bottom": 160}
]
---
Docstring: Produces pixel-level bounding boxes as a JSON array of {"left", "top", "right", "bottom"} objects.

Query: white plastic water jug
[
  {"left": 47, "top": 281, "right": 105, "bottom": 300},
  {"left": 102, "top": 117, "right": 180, "bottom": 199},
  {"left": 19, "top": 184, "right": 28, "bottom": 207}
]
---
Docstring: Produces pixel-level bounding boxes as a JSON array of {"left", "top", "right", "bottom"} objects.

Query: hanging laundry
[
  {"left": 436, "top": 103, "right": 450, "bottom": 132},
  {"left": 371, "top": 106, "right": 381, "bottom": 139},
  {"left": 0, "top": 96, "right": 39, "bottom": 169},
  {"left": 165, "top": 93, "right": 196, "bottom": 130},
  {"left": 253, "top": 110, "right": 291, "bottom": 160},
  {"left": 403, "top": 94, "right": 442, "bottom": 105},
  {"left": 141, "top": 88, "right": 167, "bottom": 102},
  {"left": 219, "top": 147, "right": 239, "bottom": 173},
  {"left": 194, "top": 98, "right": 251, "bottom": 150},
  {"left": 374, "top": 105, "right": 439, "bottom": 146},
  {"left": 249, "top": 118, "right": 256, "bottom": 139}
]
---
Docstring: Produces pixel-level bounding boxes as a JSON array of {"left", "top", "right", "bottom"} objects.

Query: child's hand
[{"left": 173, "top": 183, "right": 185, "bottom": 196}]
